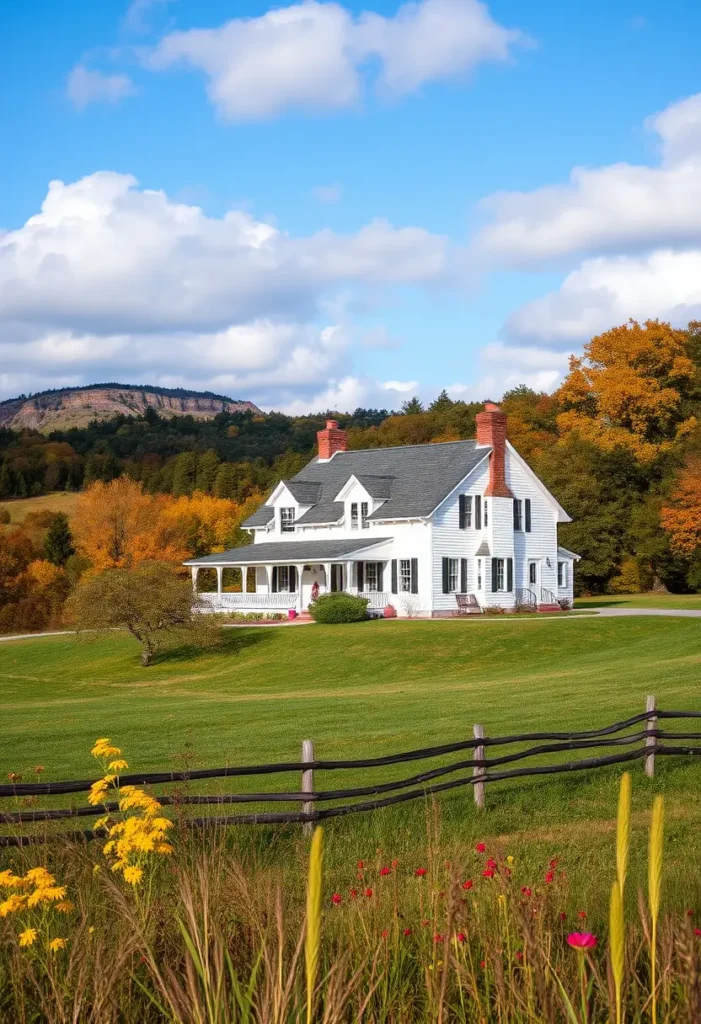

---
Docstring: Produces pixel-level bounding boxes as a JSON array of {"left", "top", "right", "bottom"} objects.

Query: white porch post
[
  {"left": 215, "top": 566, "right": 223, "bottom": 595},
  {"left": 190, "top": 566, "right": 199, "bottom": 592},
  {"left": 346, "top": 560, "right": 354, "bottom": 593},
  {"left": 266, "top": 565, "right": 274, "bottom": 593},
  {"left": 296, "top": 564, "right": 305, "bottom": 612},
  {"left": 241, "top": 565, "right": 248, "bottom": 594},
  {"left": 324, "top": 562, "right": 331, "bottom": 594}
]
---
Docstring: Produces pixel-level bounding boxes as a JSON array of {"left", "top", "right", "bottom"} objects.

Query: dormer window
[
  {"left": 350, "top": 501, "right": 370, "bottom": 529},
  {"left": 280, "top": 507, "right": 295, "bottom": 533},
  {"left": 361, "top": 501, "right": 369, "bottom": 529},
  {"left": 350, "top": 503, "right": 359, "bottom": 530}
]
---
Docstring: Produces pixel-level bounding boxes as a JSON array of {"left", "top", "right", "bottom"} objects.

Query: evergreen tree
[
  {"left": 401, "top": 396, "right": 424, "bottom": 415},
  {"left": 196, "top": 449, "right": 220, "bottom": 493},
  {"left": 172, "top": 451, "right": 198, "bottom": 497},
  {"left": 428, "top": 389, "right": 454, "bottom": 412},
  {"left": 214, "top": 463, "right": 237, "bottom": 499},
  {"left": 44, "top": 513, "right": 75, "bottom": 567}
]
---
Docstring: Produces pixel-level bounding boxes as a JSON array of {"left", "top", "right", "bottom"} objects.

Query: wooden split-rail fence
[{"left": 1, "top": 696, "right": 700, "bottom": 847}]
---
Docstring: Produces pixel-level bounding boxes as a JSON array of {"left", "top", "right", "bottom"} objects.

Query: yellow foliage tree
[
  {"left": 555, "top": 320, "right": 696, "bottom": 462},
  {"left": 660, "top": 457, "right": 701, "bottom": 556},
  {"left": 162, "top": 491, "right": 246, "bottom": 557}
]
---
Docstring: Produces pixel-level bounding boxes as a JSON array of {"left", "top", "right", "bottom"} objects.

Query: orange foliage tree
[
  {"left": 660, "top": 457, "right": 701, "bottom": 556},
  {"left": 556, "top": 320, "right": 696, "bottom": 462}
]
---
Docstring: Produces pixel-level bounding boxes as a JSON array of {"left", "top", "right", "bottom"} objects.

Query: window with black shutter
[
  {"left": 410, "top": 557, "right": 418, "bottom": 594},
  {"left": 460, "top": 558, "right": 467, "bottom": 593},
  {"left": 357, "top": 562, "right": 364, "bottom": 592},
  {"left": 491, "top": 559, "right": 498, "bottom": 592},
  {"left": 442, "top": 557, "right": 450, "bottom": 594},
  {"left": 506, "top": 558, "right": 513, "bottom": 592},
  {"left": 475, "top": 495, "right": 482, "bottom": 530},
  {"left": 459, "top": 494, "right": 473, "bottom": 529},
  {"left": 525, "top": 498, "right": 531, "bottom": 532},
  {"left": 513, "top": 499, "right": 523, "bottom": 531},
  {"left": 272, "top": 566, "right": 278, "bottom": 593},
  {"left": 391, "top": 559, "right": 398, "bottom": 594}
]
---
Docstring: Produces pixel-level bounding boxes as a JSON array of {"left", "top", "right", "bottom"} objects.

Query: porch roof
[{"left": 184, "top": 537, "right": 391, "bottom": 567}]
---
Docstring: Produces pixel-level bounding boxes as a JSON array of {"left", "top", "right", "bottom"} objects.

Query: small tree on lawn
[
  {"left": 67, "top": 561, "right": 217, "bottom": 666},
  {"left": 44, "top": 513, "right": 75, "bottom": 566}
]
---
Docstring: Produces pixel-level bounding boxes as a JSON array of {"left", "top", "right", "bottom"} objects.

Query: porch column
[
  {"left": 346, "top": 560, "right": 354, "bottom": 593},
  {"left": 241, "top": 565, "right": 248, "bottom": 594},
  {"left": 265, "top": 565, "right": 273, "bottom": 594},
  {"left": 324, "top": 562, "right": 332, "bottom": 594},
  {"left": 296, "top": 564, "right": 305, "bottom": 612},
  {"left": 215, "top": 566, "right": 223, "bottom": 595},
  {"left": 190, "top": 566, "right": 199, "bottom": 592}
]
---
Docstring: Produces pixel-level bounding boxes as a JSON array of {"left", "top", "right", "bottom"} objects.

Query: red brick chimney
[
  {"left": 317, "top": 419, "right": 348, "bottom": 461},
  {"left": 475, "top": 402, "right": 513, "bottom": 498}
]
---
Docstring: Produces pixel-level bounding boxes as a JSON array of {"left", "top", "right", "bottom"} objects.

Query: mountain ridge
[{"left": 0, "top": 383, "right": 262, "bottom": 433}]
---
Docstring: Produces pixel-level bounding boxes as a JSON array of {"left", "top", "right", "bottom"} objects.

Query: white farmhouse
[{"left": 185, "top": 403, "right": 579, "bottom": 617}]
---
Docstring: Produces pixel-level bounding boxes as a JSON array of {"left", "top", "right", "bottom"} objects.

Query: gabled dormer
[
  {"left": 265, "top": 479, "right": 322, "bottom": 534},
  {"left": 333, "top": 474, "right": 394, "bottom": 531}
]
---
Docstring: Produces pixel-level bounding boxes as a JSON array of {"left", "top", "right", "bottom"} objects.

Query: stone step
[{"left": 537, "top": 604, "right": 562, "bottom": 612}]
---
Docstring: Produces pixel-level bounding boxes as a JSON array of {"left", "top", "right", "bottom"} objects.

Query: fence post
[
  {"left": 645, "top": 695, "right": 657, "bottom": 779},
  {"left": 301, "top": 739, "right": 314, "bottom": 835},
  {"left": 473, "top": 724, "right": 486, "bottom": 809}
]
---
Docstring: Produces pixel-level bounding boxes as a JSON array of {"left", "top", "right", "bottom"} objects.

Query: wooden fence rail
[{"left": 1, "top": 697, "right": 700, "bottom": 847}]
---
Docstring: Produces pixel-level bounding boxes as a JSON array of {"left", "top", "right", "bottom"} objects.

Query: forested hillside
[{"left": 3, "top": 319, "right": 701, "bottom": 595}]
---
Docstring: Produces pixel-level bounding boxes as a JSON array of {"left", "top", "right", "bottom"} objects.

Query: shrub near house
[{"left": 309, "top": 593, "right": 369, "bottom": 623}]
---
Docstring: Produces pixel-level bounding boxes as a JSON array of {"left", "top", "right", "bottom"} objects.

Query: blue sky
[{"left": 2, "top": 0, "right": 701, "bottom": 412}]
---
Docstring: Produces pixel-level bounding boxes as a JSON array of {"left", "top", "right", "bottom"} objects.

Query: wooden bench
[{"left": 455, "top": 593, "right": 483, "bottom": 615}]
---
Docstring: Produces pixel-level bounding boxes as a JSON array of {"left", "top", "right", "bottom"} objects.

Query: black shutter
[
  {"left": 458, "top": 494, "right": 466, "bottom": 530},
  {"left": 491, "top": 559, "right": 498, "bottom": 592},
  {"left": 475, "top": 496, "right": 481, "bottom": 531},
  {"left": 410, "top": 557, "right": 418, "bottom": 594},
  {"left": 391, "top": 559, "right": 398, "bottom": 594},
  {"left": 357, "top": 562, "right": 364, "bottom": 592},
  {"left": 272, "top": 566, "right": 278, "bottom": 593},
  {"left": 330, "top": 565, "right": 337, "bottom": 591},
  {"left": 460, "top": 558, "right": 467, "bottom": 594},
  {"left": 377, "top": 562, "right": 384, "bottom": 592},
  {"left": 507, "top": 558, "right": 513, "bottom": 592},
  {"left": 525, "top": 498, "right": 531, "bottom": 533},
  {"left": 290, "top": 566, "right": 297, "bottom": 592},
  {"left": 442, "top": 557, "right": 449, "bottom": 594},
  {"left": 513, "top": 498, "right": 519, "bottom": 530}
]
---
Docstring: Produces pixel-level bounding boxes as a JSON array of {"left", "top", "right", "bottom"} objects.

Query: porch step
[
  {"left": 537, "top": 603, "right": 562, "bottom": 612},
  {"left": 295, "top": 612, "right": 314, "bottom": 622}
]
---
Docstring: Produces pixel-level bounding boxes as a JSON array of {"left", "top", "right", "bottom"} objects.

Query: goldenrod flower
[
  {"left": 123, "top": 866, "right": 143, "bottom": 886},
  {"left": 48, "top": 937, "right": 67, "bottom": 952},
  {"left": 27, "top": 885, "right": 66, "bottom": 908},
  {"left": 0, "top": 895, "right": 26, "bottom": 917},
  {"left": 55, "top": 900, "right": 74, "bottom": 914},
  {"left": 19, "top": 928, "right": 37, "bottom": 947},
  {"left": 108, "top": 759, "right": 129, "bottom": 772},
  {"left": 24, "top": 867, "right": 54, "bottom": 886},
  {"left": 91, "top": 738, "right": 121, "bottom": 759},
  {"left": 0, "top": 870, "right": 24, "bottom": 889}
]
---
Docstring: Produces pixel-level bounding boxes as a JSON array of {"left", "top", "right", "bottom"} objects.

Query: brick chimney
[
  {"left": 317, "top": 419, "right": 348, "bottom": 461},
  {"left": 475, "top": 402, "right": 513, "bottom": 498}
]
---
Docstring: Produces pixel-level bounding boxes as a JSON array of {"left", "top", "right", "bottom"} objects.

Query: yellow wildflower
[
  {"left": 27, "top": 885, "right": 66, "bottom": 907},
  {"left": 0, "top": 894, "right": 26, "bottom": 917},
  {"left": 23, "top": 867, "right": 54, "bottom": 886},
  {"left": 91, "top": 738, "right": 122, "bottom": 759},
  {"left": 92, "top": 864, "right": 101, "bottom": 875},
  {"left": 19, "top": 928, "right": 37, "bottom": 947},
  {"left": 123, "top": 866, "right": 143, "bottom": 886},
  {"left": 88, "top": 776, "right": 115, "bottom": 806},
  {"left": 506, "top": 856, "right": 515, "bottom": 866},
  {"left": 48, "top": 937, "right": 67, "bottom": 952},
  {"left": 88, "top": 926, "right": 95, "bottom": 935},
  {"left": 108, "top": 759, "right": 129, "bottom": 772},
  {"left": 94, "top": 815, "right": 110, "bottom": 831},
  {"left": 55, "top": 900, "right": 74, "bottom": 914},
  {"left": 0, "top": 870, "right": 24, "bottom": 888}
]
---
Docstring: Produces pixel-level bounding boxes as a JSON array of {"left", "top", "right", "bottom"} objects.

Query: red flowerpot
[
  {"left": 288, "top": 609, "right": 298, "bottom": 620},
  {"left": 383, "top": 604, "right": 397, "bottom": 618}
]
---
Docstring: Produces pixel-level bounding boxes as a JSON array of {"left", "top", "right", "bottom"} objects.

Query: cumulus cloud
[
  {"left": 146, "top": 0, "right": 524, "bottom": 121},
  {"left": 0, "top": 171, "right": 455, "bottom": 409},
  {"left": 67, "top": 65, "right": 136, "bottom": 110},
  {"left": 475, "top": 91, "right": 701, "bottom": 268}
]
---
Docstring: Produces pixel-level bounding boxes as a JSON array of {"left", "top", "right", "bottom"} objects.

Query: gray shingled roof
[
  {"left": 243, "top": 506, "right": 274, "bottom": 528},
  {"left": 242, "top": 439, "right": 490, "bottom": 529},
  {"left": 185, "top": 538, "right": 390, "bottom": 566},
  {"left": 283, "top": 480, "right": 322, "bottom": 504},
  {"left": 355, "top": 474, "right": 394, "bottom": 498}
]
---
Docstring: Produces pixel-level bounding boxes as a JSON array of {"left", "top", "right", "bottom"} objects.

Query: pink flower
[
  {"left": 456, "top": 932, "right": 466, "bottom": 943},
  {"left": 434, "top": 934, "right": 444, "bottom": 944},
  {"left": 462, "top": 879, "right": 473, "bottom": 890},
  {"left": 515, "top": 951, "right": 523, "bottom": 961},
  {"left": 349, "top": 888, "right": 358, "bottom": 899},
  {"left": 521, "top": 887, "right": 532, "bottom": 897},
  {"left": 331, "top": 893, "right": 342, "bottom": 906},
  {"left": 414, "top": 867, "right": 427, "bottom": 877},
  {"left": 486, "top": 858, "right": 497, "bottom": 869},
  {"left": 577, "top": 911, "right": 587, "bottom": 920},
  {"left": 549, "top": 858, "right": 559, "bottom": 869},
  {"left": 545, "top": 871, "right": 555, "bottom": 884},
  {"left": 482, "top": 868, "right": 495, "bottom": 878},
  {"left": 567, "top": 932, "right": 597, "bottom": 950},
  {"left": 357, "top": 860, "right": 364, "bottom": 869},
  {"left": 695, "top": 928, "right": 701, "bottom": 938},
  {"left": 403, "top": 927, "right": 412, "bottom": 936},
  {"left": 364, "top": 888, "right": 373, "bottom": 898},
  {"left": 381, "top": 929, "right": 389, "bottom": 939},
  {"left": 379, "top": 866, "right": 392, "bottom": 877},
  {"left": 475, "top": 843, "right": 486, "bottom": 853}
]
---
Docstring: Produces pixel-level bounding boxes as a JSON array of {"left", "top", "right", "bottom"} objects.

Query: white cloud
[
  {"left": 124, "top": 0, "right": 174, "bottom": 34},
  {"left": 67, "top": 65, "right": 136, "bottom": 110},
  {"left": 475, "top": 91, "right": 701, "bottom": 268},
  {"left": 312, "top": 183, "right": 343, "bottom": 205},
  {"left": 0, "top": 171, "right": 454, "bottom": 409},
  {"left": 146, "top": 0, "right": 524, "bottom": 121}
]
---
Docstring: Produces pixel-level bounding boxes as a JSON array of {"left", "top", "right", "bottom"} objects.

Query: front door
[
  {"left": 302, "top": 564, "right": 325, "bottom": 608},
  {"left": 527, "top": 560, "right": 539, "bottom": 596}
]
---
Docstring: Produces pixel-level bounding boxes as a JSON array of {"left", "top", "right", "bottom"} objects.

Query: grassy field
[
  {"left": 576, "top": 592, "right": 701, "bottom": 609},
  {"left": 1, "top": 615, "right": 701, "bottom": 898},
  {"left": 0, "top": 491, "right": 80, "bottom": 528}
]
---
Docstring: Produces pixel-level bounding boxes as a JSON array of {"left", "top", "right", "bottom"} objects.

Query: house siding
[{"left": 431, "top": 458, "right": 490, "bottom": 613}]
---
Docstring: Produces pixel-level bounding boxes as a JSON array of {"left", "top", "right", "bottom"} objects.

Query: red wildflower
[
  {"left": 403, "top": 927, "right": 412, "bottom": 936},
  {"left": 549, "top": 859, "right": 559, "bottom": 869},
  {"left": 379, "top": 866, "right": 392, "bottom": 877},
  {"left": 462, "top": 879, "right": 473, "bottom": 890},
  {"left": 456, "top": 932, "right": 466, "bottom": 943},
  {"left": 521, "top": 887, "right": 532, "bottom": 897},
  {"left": 357, "top": 860, "right": 364, "bottom": 869},
  {"left": 391, "top": 859, "right": 399, "bottom": 868},
  {"left": 475, "top": 843, "right": 486, "bottom": 853},
  {"left": 381, "top": 929, "right": 389, "bottom": 939},
  {"left": 480, "top": 960, "right": 486, "bottom": 969},
  {"left": 577, "top": 911, "right": 587, "bottom": 920},
  {"left": 482, "top": 868, "right": 495, "bottom": 878},
  {"left": 566, "top": 932, "right": 597, "bottom": 950},
  {"left": 349, "top": 888, "right": 358, "bottom": 899},
  {"left": 486, "top": 858, "right": 497, "bottom": 869},
  {"left": 687, "top": 909, "right": 694, "bottom": 917},
  {"left": 364, "top": 888, "right": 373, "bottom": 898},
  {"left": 545, "top": 871, "right": 555, "bottom": 884},
  {"left": 331, "top": 893, "right": 342, "bottom": 906},
  {"left": 515, "top": 951, "right": 523, "bottom": 961},
  {"left": 695, "top": 928, "right": 701, "bottom": 937},
  {"left": 414, "top": 867, "right": 427, "bottom": 877},
  {"left": 421, "top": 919, "right": 430, "bottom": 927},
  {"left": 434, "top": 934, "right": 444, "bottom": 943},
  {"left": 560, "top": 912, "right": 567, "bottom": 921}
]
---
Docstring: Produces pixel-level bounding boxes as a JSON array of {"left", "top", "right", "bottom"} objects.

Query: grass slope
[
  {"left": 576, "top": 592, "right": 701, "bottom": 610},
  {"left": 0, "top": 491, "right": 79, "bottom": 528}
]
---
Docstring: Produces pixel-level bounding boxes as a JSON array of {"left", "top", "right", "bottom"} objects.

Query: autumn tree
[
  {"left": 556, "top": 319, "right": 697, "bottom": 462},
  {"left": 661, "top": 457, "right": 701, "bottom": 557},
  {"left": 67, "top": 561, "right": 220, "bottom": 666}
]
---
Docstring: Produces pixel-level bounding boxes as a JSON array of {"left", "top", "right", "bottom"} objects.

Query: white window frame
[
  {"left": 278, "top": 566, "right": 291, "bottom": 592},
  {"left": 529, "top": 561, "right": 537, "bottom": 586},
  {"left": 558, "top": 561, "right": 568, "bottom": 588},
  {"left": 360, "top": 501, "right": 369, "bottom": 529},
  {"left": 496, "top": 558, "right": 505, "bottom": 592},
  {"left": 448, "top": 558, "right": 459, "bottom": 593},
  {"left": 399, "top": 559, "right": 412, "bottom": 593},
  {"left": 365, "top": 561, "right": 379, "bottom": 592},
  {"left": 350, "top": 502, "right": 359, "bottom": 530},
  {"left": 280, "top": 507, "right": 295, "bottom": 533}
]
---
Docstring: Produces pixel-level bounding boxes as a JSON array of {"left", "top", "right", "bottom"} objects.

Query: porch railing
[
  {"left": 540, "top": 588, "right": 559, "bottom": 605},
  {"left": 348, "top": 589, "right": 390, "bottom": 609},
  {"left": 198, "top": 592, "right": 295, "bottom": 609}
]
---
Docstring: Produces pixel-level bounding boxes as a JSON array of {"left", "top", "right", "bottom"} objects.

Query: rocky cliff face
[{"left": 0, "top": 387, "right": 261, "bottom": 433}]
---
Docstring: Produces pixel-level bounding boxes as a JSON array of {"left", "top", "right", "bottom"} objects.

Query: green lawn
[
  {"left": 2, "top": 617, "right": 701, "bottom": 908},
  {"left": 576, "top": 592, "right": 701, "bottom": 610}
]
